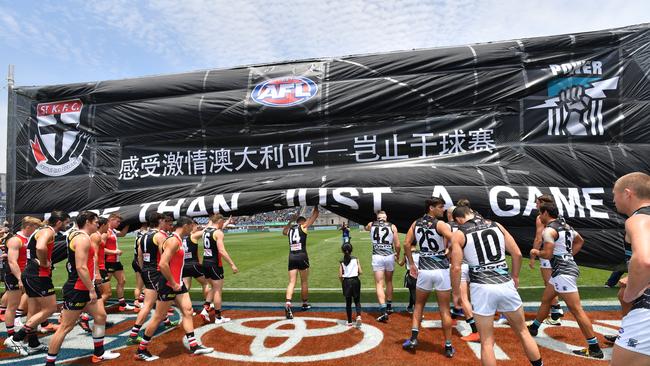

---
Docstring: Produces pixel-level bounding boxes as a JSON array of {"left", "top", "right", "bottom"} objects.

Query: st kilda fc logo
[{"left": 30, "top": 99, "right": 88, "bottom": 176}]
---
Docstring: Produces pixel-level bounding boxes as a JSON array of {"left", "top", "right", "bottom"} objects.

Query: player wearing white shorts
[
  {"left": 611, "top": 172, "right": 650, "bottom": 366},
  {"left": 450, "top": 206, "right": 542, "bottom": 366},
  {"left": 446, "top": 205, "right": 480, "bottom": 342},
  {"left": 402, "top": 198, "right": 455, "bottom": 358},
  {"left": 528, "top": 194, "right": 564, "bottom": 324},
  {"left": 365, "top": 211, "right": 400, "bottom": 321},
  {"left": 528, "top": 202, "right": 603, "bottom": 359}
]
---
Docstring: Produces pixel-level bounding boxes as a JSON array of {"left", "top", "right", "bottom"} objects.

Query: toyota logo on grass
[{"left": 251, "top": 76, "right": 318, "bottom": 107}]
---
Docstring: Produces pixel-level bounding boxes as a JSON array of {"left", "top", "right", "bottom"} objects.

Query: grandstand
[{"left": 196, "top": 207, "right": 356, "bottom": 231}]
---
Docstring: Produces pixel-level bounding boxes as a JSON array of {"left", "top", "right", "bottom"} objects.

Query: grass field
[{"left": 50, "top": 229, "right": 620, "bottom": 302}]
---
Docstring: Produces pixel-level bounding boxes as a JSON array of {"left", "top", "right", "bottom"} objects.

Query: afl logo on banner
[
  {"left": 251, "top": 76, "right": 318, "bottom": 107},
  {"left": 30, "top": 99, "right": 88, "bottom": 176}
]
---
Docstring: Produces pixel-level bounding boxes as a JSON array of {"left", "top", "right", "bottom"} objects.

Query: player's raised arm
[{"left": 303, "top": 206, "right": 320, "bottom": 229}]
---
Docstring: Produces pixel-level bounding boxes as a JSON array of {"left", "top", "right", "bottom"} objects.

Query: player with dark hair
[
  {"left": 365, "top": 210, "right": 401, "bottom": 321},
  {"left": 135, "top": 216, "right": 213, "bottom": 361},
  {"left": 45, "top": 211, "right": 120, "bottom": 365},
  {"left": 103, "top": 213, "right": 132, "bottom": 311},
  {"left": 283, "top": 207, "right": 319, "bottom": 319},
  {"left": 126, "top": 212, "right": 176, "bottom": 346},
  {"left": 529, "top": 194, "right": 564, "bottom": 325},
  {"left": 201, "top": 214, "right": 238, "bottom": 323},
  {"left": 132, "top": 222, "right": 149, "bottom": 311},
  {"left": 402, "top": 198, "right": 456, "bottom": 357},
  {"left": 3, "top": 217, "right": 41, "bottom": 341},
  {"left": 528, "top": 202, "right": 603, "bottom": 359},
  {"left": 609, "top": 172, "right": 650, "bottom": 365},
  {"left": 450, "top": 206, "right": 543, "bottom": 366},
  {"left": 182, "top": 221, "right": 212, "bottom": 322},
  {"left": 5, "top": 210, "right": 70, "bottom": 356},
  {"left": 78, "top": 216, "right": 110, "bottom": 333}
]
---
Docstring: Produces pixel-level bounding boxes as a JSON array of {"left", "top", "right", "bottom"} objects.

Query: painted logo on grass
[{"left": 192, "top": 316, "right": 383, "bottom": 362}]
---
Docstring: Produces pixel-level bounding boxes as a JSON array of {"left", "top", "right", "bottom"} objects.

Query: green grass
[{"left": 51, "top": 229, "right": 619, "bottom": 302}]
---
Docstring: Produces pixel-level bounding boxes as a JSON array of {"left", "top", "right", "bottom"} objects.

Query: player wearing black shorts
[
  {"left": 132, "top": 223, "right": 148, "bottom": 311},
  {"left": 3, "top": 217, "right": 41, "bottom": 342},
  {"left": 127, "top": 212, "right": 175, "bottom": 346},
  {"left": 45, "top": 211, "right": 120, "bottom": 365},
  {"left": 5, "top": 210, "right": 69, "bottom": 357},
  {"left": 77, "top": 216, "right": 110, "bottom": 333},
  {"left": 103, "top": 213, "right": 131, "bottom": 311},
  {"left": 135, "top": 217, "right": 213, "bottom": 361},
  {"left": 282, "top": 206, "right": 319, "bottom": 319},
  {"left": 202, "top": 214, "right": 238, "bottom": 324},
  {"left": 182, "top": 223, "right": 213, "bottom": 322}
]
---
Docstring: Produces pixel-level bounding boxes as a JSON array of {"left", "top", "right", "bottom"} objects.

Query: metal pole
[
  {"left": 6, "top": 64, "right": 16, "bottom": 228},
  {"left": 7, "top": 64, "right": 14, "bottom": 88}
]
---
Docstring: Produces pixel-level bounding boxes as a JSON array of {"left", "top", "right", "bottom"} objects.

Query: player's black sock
[
  {"left": 587, "top": 337, "right": 600, "bottom": 352},
  {"left": 203, "top": 302, "right": 211, "bottom": 311},
  {"left": 215, "top": 309, "right": 222, "bottom": 319},
  {"left": 529, "top": 319, "right": 541, "bottom": 330},
  {"left": 550, "top": 304, "right": 562, "bottom": 320},
  {"left": 530, "top": 358, "right": 543, "bottom": 366},
  {"left": 466, "top": 317, "right": 478, "bottom": 333},
  {"left": 28, "top": 331, "right": 41, "bottom": 347},
  {"left": 13, "top": 324, "right": 31, "bottom": 341},
  {"left": 386, "top": 300, "right": 392, "bottom": 310},
  {"left": 410, "top": 328, "right": 419, "bottom": 341}
]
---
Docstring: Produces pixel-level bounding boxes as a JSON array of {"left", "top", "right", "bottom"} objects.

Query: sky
[{"left": 1, "top": 0, "right": 649, "bottom": 174}]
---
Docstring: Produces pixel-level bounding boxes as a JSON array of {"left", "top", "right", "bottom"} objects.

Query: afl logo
[
  {"left": 251, "top": 76, "right": 318, "bottom": 107},
  {"left": 29, "top": 99, "right": 88, "bottom": 177}
]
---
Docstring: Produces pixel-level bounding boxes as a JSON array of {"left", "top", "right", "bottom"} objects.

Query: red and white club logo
[
  {"left": 191, "top": 316, "right": 383, "bottom": 362},
  {"left": 30, "top": 99, "right": 88, "bottom": 176}
]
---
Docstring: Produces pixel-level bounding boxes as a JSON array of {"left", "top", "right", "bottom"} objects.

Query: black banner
[{"left": 7, "top": 23, "right": 650, "bottom": 269}]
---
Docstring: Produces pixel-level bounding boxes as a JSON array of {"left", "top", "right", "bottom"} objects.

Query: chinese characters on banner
[{"left": 119, "top": 128, "right": 495, "bottom": 180}]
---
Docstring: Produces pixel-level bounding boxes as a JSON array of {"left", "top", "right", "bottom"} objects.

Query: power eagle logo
[
  {"left": 30, "top": 99, "right": 88, "bottom": 176},
  {"left": 527, "top": 60, "right": 619, "bottom": 136}
]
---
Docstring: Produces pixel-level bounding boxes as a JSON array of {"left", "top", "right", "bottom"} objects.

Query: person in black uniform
[
  {"left": 182, "top": 221, "right": 212, "bottom": 322},
  {"left": 339, "top": 243, "right": 362, "bottom": 328},
  {"left": 4, "top": 210, "right": 69, "bottom": 357},
  {"left": 132, "top": 222, "right": 148, "bottom": 311},
  {"left": 202, "top": 214, "right": 238, "bottom": 324},
  {"left": 126, "top": 212, "right": 175, "bottom": 345},
  {"left": 282, "top": 206, "right": 319, "bottom": 319},
  {"left": 45, "top": 211, "right": 120, "bottom": 365}
]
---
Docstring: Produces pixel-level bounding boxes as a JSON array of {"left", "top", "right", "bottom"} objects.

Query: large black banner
[{"left": 6, "top": 24, "right": 650, "bottom": 269}]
